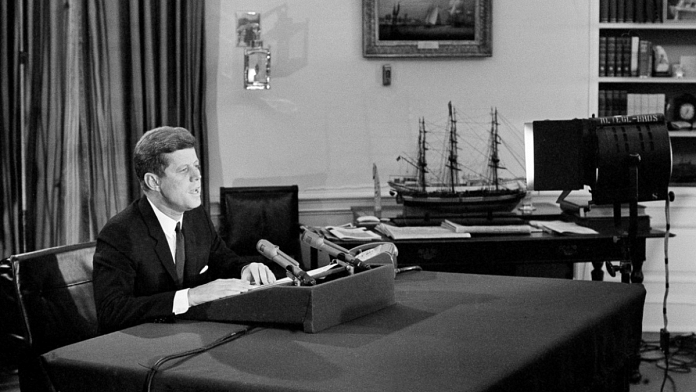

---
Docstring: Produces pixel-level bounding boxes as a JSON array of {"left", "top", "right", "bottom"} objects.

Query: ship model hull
[{"left": 389, "top": 183, "right": 526, "bottom": 214}]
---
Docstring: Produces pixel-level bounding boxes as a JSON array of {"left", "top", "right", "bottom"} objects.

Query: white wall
[{"left": 205, "top": 0, "right": 593, "bottom": 206}]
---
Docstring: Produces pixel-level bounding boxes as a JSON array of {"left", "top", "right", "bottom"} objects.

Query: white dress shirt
[{"left": 146, "top": 197, "right": 190, "bottom": 315}]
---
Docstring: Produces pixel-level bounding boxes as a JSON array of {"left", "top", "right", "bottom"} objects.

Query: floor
[
  {"left": 0, "top": 333, "right": 693, "bottom": 392},
  {"left": 632, "top": 332, "right": 696, "bottom": 392}
]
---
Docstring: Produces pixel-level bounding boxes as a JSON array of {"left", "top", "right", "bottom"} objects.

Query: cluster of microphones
[{"left": 256, "top": 227, "right": 371, "bottom": 286}]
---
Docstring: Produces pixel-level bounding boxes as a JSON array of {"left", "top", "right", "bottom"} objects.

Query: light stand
[
  {"left": 526, "top": 114, "right": 672, "bottom": 283},
  {"left": 525, "top": 113, "right": 673, "bottom": 384},
  {"left": 603, "top": 154, "right": 641, "bottom": 283}
]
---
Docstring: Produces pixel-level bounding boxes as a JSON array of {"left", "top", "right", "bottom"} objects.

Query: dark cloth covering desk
[{"left": 41, "top": 272, "right": 645, "bottom": 392}]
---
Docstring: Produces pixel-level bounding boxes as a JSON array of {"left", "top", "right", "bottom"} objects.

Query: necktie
[{"left": 175, "top": 222, "right": 185, "bottom": 285}]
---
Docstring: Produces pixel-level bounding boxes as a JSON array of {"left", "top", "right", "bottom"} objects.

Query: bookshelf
[{"left": 591, "top": 0, "right": 696, "bottom": 186}]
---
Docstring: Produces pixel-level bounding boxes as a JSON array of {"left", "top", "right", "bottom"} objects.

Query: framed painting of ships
[{"left": 363, "top": 0, "right": 492, "bottom": 58}]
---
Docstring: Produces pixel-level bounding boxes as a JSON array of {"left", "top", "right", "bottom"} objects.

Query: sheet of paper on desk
[
  {"left": 375, "top": 223, "right": 472, "bottom": 240},
  {"left": 529, "top": 220, "right": 599, "bottom": 235},
  {"left": 327, "top": 226, "right": 382, "bottom": 240},
  {"left": 256, "top": 264, "right": 345, "bottom": 287},
  {"left": 441, "top": 220, "right": 532, "bottom": 234}
]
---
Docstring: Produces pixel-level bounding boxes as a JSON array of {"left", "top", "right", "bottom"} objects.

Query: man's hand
[
  {"left": 187, "top": 279, "right": 253, "bottom": 307},
  {"left": 242, "top": 262, "right": 277, "bottom": 285}
]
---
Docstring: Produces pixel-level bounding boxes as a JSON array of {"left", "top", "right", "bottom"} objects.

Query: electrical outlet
[{"left": 382, "top": 64, "right": 391, "bottom": 86}]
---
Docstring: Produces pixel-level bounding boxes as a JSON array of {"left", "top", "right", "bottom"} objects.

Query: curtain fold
[
  {"left": 1, "top": 0, "right": 208, "bottom": 255},
  {"left": 0, "top": 0, "right": 22, "bottom": 258}
]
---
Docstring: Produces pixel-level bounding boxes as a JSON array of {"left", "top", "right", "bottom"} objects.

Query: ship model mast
[
  {"left": 396, "top": 117, "right": 429, "bottom": 193},
  {"left": 445, "top": 101, "right": 460, "bottom": 193},
  {"left": 488, "top": 107, "right": 503, "bottom": 191},
  {"left": 416, "top": 118, "right": 428, "bottom": 192}
]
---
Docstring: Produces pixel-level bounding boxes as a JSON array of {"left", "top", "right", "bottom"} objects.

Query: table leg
[
  {"left": 591, "top": 261, "right": 604, "bottom": 281},
  {"left": 629, "top": 239, "right": 645, "bottom": 284}
]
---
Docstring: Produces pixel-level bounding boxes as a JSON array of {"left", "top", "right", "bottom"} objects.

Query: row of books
[
  {"left": 599, "top": 90, "right": 666, "bottom": 117},
  {"left": 600, "top": 0, "right": 665, "bottom": 23},
  {"left": 599, "top": 36, "right": 654, "bottom": 77}
]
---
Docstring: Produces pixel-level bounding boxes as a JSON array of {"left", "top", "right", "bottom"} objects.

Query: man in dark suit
[{"left": 93, "top": 126, "right": 276, "bottom": 333}]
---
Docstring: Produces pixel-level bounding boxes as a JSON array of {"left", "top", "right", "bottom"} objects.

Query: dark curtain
[
  {"left": 0, "top": 0, "right": 208, "bottom": 256},
  {"left": 0, "top": 1, "right": 23, "bottom": 258}
]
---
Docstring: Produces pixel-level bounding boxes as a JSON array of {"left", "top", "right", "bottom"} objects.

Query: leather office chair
[
  {"left": 219, "top": 186, "right": 302, "bottom": 277},
  {"left": 1, "top": 242, "right": 98, "bottom": 392}
]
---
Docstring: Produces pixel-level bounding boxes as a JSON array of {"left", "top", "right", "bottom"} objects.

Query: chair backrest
[
  {"left": 8, "top": 242, "right": 98, "bottom": 355},
  {"left": 219, "top": 186, "right": 302, "bottom": 267}
]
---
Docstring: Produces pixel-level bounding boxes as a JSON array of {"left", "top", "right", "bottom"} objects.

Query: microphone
[
  {"left": 300, "top": 229, "right": 371, "bottom": 270},
  {"left": 256, "top": 240, "right": 316, "bottom": 286}
]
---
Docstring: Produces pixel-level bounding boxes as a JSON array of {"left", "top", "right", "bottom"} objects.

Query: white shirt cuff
[{"left": 173, "top": 288, "right": 190, "bottom": 315}]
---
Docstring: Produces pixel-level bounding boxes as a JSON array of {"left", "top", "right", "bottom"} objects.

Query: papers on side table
[
  {"left": 440, "top": 220, "right": 532, "bottom": 235},
  {"left": 327, "top": 226, "right": 383, "bottom": 240},
  {"left": 375, "top": 223, "right": 472, "bottom": 240},
  {"left": 529, "top": 220, "right": 599, "bottom": 235}
]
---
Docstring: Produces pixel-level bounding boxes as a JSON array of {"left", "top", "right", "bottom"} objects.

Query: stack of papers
[
  {"left": 375, "top": 223, "right": 472, "bottom": 240},
  {"left": 529, "top": 220, "right": 598, "bottom": 235},
  {"left": 327, "top": 226, "right": 382, "bottom": 240},
  {"left": 440, "top": 220, "right": 532, "bottom": 235}
]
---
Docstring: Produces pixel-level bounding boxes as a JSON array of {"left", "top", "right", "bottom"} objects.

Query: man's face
[{"left": 156, "top": 148, "right": 202, "bottom": 215}]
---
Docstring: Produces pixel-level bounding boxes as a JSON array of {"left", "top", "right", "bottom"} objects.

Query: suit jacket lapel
[{"left": 138, "top": 197, "right": 180, "bottom": 286}]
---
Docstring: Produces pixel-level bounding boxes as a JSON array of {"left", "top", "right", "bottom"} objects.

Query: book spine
[
  {"left": 641, "top": 93, "right": 649, "bottom": 114},
  {"left": 630, "top": 36, "right": 640, "bottom": 77},
  {"left": 635, "top": 0, "right": 646, "bottom": 22},
  {"left": 617, "top": 0, "right": 626, "bottom": 22},
  {"left": 601, "top": 0, "right": 610, "bottom": 22},
  {"left": 656, "top": 0, "right": 663, "bottom": 22},
  {"left": 609, "top": 0, "right": 618, "bottom": 22},
  {"left": 638, "top": 40, "right": 651, "bottom": 78},
  {"left": 657, "top": 93, "right": 665, "bottom": 115},
  {"left": 645, "top": 0, "right": 656, "bottom": 22},
  {"left": 607, "top": 90, "right": 615, "bottom": 116},
  {"left": 599, "top": 90, "right": 608, "bottom": 117},
  {"left": 616, "top": 37, "right": 624, "bottom": 76},
  {"left": 622, "top": 37, "right": 631, "bottom": 76},
  {"left": 626, "top": 93, "right": 636, "bottom": 116},
  {"left": 607, "top": 37, "right": 617, "bottom": 77},
  {"left": 625, "top": 0, "right": 635, "bottom": 22},
  {"left": 648, "top": 94, "right": 657, "bottom": 115},
  {"left": 599, "top": 36, "right": 607, "bottom": 77}
]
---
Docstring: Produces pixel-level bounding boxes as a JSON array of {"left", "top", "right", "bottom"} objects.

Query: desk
[
  {"left": 325, "top": 204, "right": 663, "bottom": 282},
  {"left": 42, "top": 272, "right": 645, "bottom": 392}
]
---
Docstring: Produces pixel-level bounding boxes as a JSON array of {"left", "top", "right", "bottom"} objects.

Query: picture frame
[
  {"left": 664, "top": 0, "right": 696, "bottom": 23},
  {"left": 362, "top": 0, "right": 492, "bottom": 58}
]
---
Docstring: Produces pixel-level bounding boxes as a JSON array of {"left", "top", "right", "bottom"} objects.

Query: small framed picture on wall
[{"left": 664, "top": 0, "right": 696, "bottom": 22}]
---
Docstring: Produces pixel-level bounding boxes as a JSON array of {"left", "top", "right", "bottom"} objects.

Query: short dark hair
[{"left": 134, "top": 126, "right": 197, "bottom": 186}]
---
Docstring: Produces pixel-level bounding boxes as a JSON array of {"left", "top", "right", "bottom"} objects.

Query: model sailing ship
[{"left": 388, "top": 102, "right": 527, "bottom": 215}]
